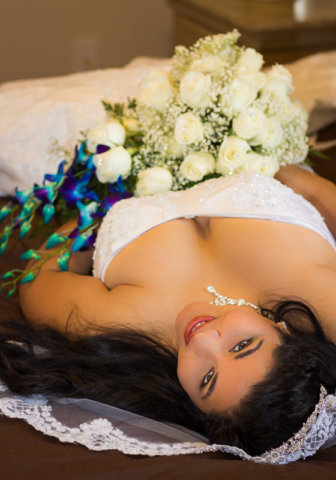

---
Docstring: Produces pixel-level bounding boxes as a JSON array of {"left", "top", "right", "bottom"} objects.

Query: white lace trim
[{"left": 1, "top": 382, "right": 336, "bottom": 463}]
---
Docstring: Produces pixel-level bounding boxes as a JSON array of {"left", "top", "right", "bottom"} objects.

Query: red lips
[{"left": 185, "top": 316, "right": 216, "bottom": 345}]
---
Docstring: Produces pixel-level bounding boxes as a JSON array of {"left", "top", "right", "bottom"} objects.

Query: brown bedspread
[{"left": 1, "top": 123, "right": 336, "bottom": 480}]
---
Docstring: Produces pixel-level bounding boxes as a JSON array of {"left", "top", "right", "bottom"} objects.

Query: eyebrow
[
  {"left": 200, "top": 339, "right": 264, "bottom": 401},
  {"left": 201, "top": 373, "right": 219, "bottom": 401}
]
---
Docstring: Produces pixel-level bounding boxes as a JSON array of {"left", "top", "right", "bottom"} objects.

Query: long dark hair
[
  {"left": 0, "top": 299, "right": 335, "bottom": 455},
  {"left": 203, "top": 300, "right": 336, "bottom": 455}
]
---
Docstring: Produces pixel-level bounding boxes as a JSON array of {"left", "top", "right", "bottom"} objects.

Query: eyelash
[
  {"left": 200, "top": 338, "right": 253, "bottom": 388},
  {"left": 230, "top": 338, "right": 253, "bottom": 353}
]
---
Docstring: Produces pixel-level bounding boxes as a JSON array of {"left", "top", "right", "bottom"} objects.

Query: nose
[{"left": 192, "top": 327, "right": 221, "bottom": 357}]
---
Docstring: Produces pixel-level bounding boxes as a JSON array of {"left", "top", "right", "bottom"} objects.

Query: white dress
[{"left": 93, "top": 172, "right": 336, "bottom": 282}]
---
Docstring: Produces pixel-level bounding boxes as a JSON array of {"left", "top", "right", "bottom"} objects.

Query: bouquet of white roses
[
  {"left": 0, "top": 30, "right": 309, "bottom": 296},
  {"left": 107, "top": 29, "right": 307, "bottom": 196}
]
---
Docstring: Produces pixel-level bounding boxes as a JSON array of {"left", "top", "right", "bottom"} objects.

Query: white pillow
[
  {"left": 0, "top": 58, "right": 171, "bottom": 195},
  {"left": 286, "top": 50, "right": 336, "bottom": 135}
]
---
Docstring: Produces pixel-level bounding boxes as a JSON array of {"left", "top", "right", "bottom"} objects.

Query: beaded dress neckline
[{"left": 93, "top": 172, "right": 336, "bottom": 283}]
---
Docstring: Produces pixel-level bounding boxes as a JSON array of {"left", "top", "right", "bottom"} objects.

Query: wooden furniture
[{"left": 168, "top": 0, "right": 336, "bottom": 65}]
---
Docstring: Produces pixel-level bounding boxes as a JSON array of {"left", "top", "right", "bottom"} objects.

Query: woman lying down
[{"left": 1, "top": 165, "right": 336, "bottom": 461}]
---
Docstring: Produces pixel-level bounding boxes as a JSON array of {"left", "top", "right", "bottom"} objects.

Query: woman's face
[{"left": 175, "top": 302, "right": 282, "bottom": 413}]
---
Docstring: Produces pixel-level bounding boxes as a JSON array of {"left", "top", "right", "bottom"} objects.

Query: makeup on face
[
  {"left": 184, "top": 316, "right": 216, "bottom": 345},
  {"left": 175, "top": 302, "right": 282, "bottom": 412}
]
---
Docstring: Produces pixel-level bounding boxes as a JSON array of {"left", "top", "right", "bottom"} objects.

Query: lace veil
[{"left": 1, "top": 379, "right": 336, "bottom": 464}]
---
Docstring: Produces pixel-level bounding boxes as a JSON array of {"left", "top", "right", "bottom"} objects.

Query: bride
[{"left": 2, "top": 163, "right": 336, "bottom": 458}]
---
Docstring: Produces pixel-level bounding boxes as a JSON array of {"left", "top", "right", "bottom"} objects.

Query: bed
[{"left": 1, "top": 54, "right": 336, "bottom": 479}]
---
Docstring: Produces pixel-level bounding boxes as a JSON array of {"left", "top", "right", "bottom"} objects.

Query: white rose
[
  {"left": 263, "top": 78, "right": 292, "bottom": 97},
  {"left": 237, "top": 48, "right": 264, "bottom": 71},
  {"left": 180, "top": 71, "right": 211, "bottom": 107},
  {"left": 135, "top": 167, "right": 173, "bottom": 196},
  {"left": 236, "top": 66, "right": 266, "bottom": 92},
  {"left": 292, "top": 144, "right": 309, "bottom": 164},
  {"left": 255, "top": 71, "right": 267, "bottom": 91},
  {"left": 216, "top": 136, "right": 250, "bottom": 175},
  {"left": 242, "top": 152, "right": 279, "bottom": 177},
  {"left": 290, "top": 99, "right": 308, "bottom": 120},
  {"left": 276, "top": 98, "right": 298, "bottom": 124},
  {"left": 232, "top": 107, "right": 269, "bottom": 140},
  {"left": 180, "top": 152, "right": 215, "bottom": 181},
  {"left": 166, "top": 137, "right": 184, "bottom": 158},
  {"left": 249, "top": 117, "right": 283, "bottom": 148},
  {"left": 219, "top": 45, "right": 236, "bottom": 64},
  {"left": 266, "top": 65, "right": 294, "bottom": 95},
  {"left": 93, "top": 146, "right": 132, "bottom": 183},
  {"left": 123, "top": 118, "right": 141, "bottom": 132},
  {"left": 174, "top": 113, "right": 203, "bottom": 145},
  {"left": 230, "top": 78, "right": 258, "bottom": 114},
  {"left": 190, "top": 56, "right": 224, "bottom": 73},
  {"left": 87, "top": 120, "right": 126, "bottom": 153},
  {"left": 139, "top": 70, "right": 174, "bottom": 108}
]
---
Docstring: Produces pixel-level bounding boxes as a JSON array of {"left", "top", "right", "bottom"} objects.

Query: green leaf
[
  {"left": 45, "top": 233, "right": 67, "bottom": 249},
  {"left": 127, "top": 97, "right": 137, "bottom": 110},
  {"left": 21, "top": 272, "right": 35, "bottom": 284},
  {"left": 1, "top": 271, "right": 15, "bottom": 280},
  {"left": 102, "top": 100, "right": 125, "bottom": 119},
  {"left": 20, "top": 250, "right": 42, "bottom": 261},
  {"left": 308, "top": 149, "right": 334, "bottom": 161}
]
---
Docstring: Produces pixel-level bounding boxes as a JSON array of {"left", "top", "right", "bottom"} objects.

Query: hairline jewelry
[{"left": 262, "top": 384, "right": 328, "bottom": 457}]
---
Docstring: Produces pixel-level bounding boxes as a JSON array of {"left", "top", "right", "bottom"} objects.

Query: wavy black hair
[{"left": 0, "top": 299, "right": 335, "bottom": 455}]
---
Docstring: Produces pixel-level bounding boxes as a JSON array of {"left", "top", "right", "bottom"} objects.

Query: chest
[{"left": 104, "top": 216, "right": 336, "bottom": 293}]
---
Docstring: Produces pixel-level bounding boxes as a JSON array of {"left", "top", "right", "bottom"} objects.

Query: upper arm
[{"left": 19, "top": 270, "right": 112, "bottom": 332}]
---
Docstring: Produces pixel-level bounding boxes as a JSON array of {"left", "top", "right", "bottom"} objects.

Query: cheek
[{"left": 177, "top": 355, "right": 199, "bottom": 396}]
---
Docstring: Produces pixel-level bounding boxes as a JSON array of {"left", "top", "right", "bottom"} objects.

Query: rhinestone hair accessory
[
  {"left": 262, "top": 384, "right": 328, "bottom": 457},
  {"left": 206, "top": 285, "right": 261, "bottom": 313}
]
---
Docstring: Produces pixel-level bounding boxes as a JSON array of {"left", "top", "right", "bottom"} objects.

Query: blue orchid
[
  {"left": 44, "top": 160, "right": 67, "bottom": 185},
  {"left": 96, "top": 144, "right": 110, "bottom": 154},
  {"left": 19, "top": 221, "right": 31, "bottom": 240},
  {"left": 112, "top": 175, "right": 130, "bottom": 197},
  {"left": 60, "top": 170, "right": 98, "bottom": 208},
  {"left": 34, "top": 184, "right": 56, "bottom": 203},
  {"left": 99, "top": 176, "right": 132, "bottom": 211},
  {"left": 76, "top": 201, "right": 98, "bottom": 229},
  {"left": 86, "top": 155, "right": 96, "bottom": 171},
  {"left": 57, "top": 251, "right": 71, "bottom": 271},
  {"left": 42, "top": 203, "right": 55, "bottom": 224},
  {"left": 45, "top": 233, "right": 67, "bottom": 249},
  {"left": 70, "top": 230, "right": 96, "bottom": 252},
  {"left": 21, "top": 272, "right": 35, "bottom": 284},
  {"left": 76, "top": 141, "right": 89, "bottom": 164},
  {"left": 14, "top": 187, "right": 34, "bottom": 205},
  {"left": 0, "top": 204, "right": 13, "bottom": 222}
]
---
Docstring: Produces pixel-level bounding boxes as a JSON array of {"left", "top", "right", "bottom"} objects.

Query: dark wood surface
[{"left": 169, "top": 0, "right": 336, "bottom": 65}]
